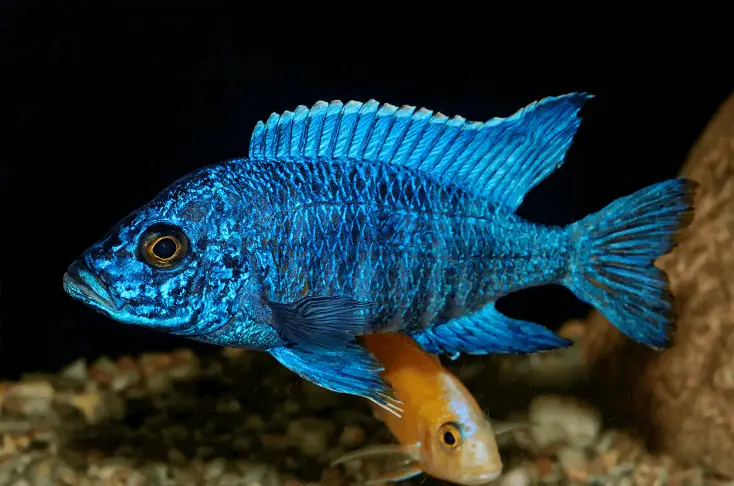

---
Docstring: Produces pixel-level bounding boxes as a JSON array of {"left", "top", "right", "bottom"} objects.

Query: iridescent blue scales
[{"left": 63, "top": 93, "right": 697, "bottom": 412}]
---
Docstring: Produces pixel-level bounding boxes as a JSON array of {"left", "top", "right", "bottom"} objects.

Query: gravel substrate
[{"left": 0, "top": 345, "right": 725, "bottom": 486}]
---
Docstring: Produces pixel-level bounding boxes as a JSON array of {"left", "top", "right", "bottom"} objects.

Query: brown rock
[{"left": 578, "top": 91, "right": 734, "bottom": 478}]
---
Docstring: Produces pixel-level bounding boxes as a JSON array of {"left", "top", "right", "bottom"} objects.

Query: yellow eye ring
[
  {"left": 438, "top": 422, "right": 462, "bottom": 450},
  {"left": 140, "top": 228, "right": 189, "bottom": 269}
]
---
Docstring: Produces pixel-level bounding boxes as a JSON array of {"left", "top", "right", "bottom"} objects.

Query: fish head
[
  {"left": 63, "top": 163, "right": 256, "bottom": 334},
  {"left": 417, "top": 376, "right": 503, "bottom": 485},
  {"left": 419, "top": 415, "right": 503, "bottom": 485}
]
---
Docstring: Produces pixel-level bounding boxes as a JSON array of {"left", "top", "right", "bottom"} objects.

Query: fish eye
[
  {"left": 138, "top": 223, "right": 189, "bottom": 269},
  {"left": 438, "top": 422, "right": 462, "bottom": 450}
]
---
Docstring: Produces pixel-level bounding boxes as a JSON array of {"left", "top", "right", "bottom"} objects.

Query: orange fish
[{"left": 332, "top": 333, "right": 526, "bottom": 485}]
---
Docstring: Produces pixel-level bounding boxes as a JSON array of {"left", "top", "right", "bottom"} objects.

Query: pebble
[
  {"left": 0, "top": 418, "right": 33, "bottom": 434},
  {"left": 528, "top": 395, "right": 601, "bottom": 449},
  {"left": 89, "top": 357, "right": 118, "bottom": 386},
  {"left": 110, "top": 356, "right": 142, "bottom": 393},
  {"left": 282, "top": 400, "right": 301, "bottom": 415},
  {"left": 241, "top": 463, "right": 280, "bottom": 486},
  {"left": 500, "top": 466, "right": 533, "bottom": 486},
  {"left": 203, "top": 458, "right": 227, "bottom": 480},
  {"left": 59, "top": 359, "right": 88, "bottom": 383},
  {"left": 3, "top": 381, "right": 55, "bottom": 417},
  {"left": 338, "top": 424, "right": 365, "bottom": 449},
  {"left": 215, "top": 397, "right": 242, "bottom": 413},
  {"left": 172, "top": 467, "right": 200, "bottom": 486},
  {"left": 244, "top": 414, "right": 265, "bottom": 430},
  {"left": 320, "top": 467, "right": 344, "bottom": 486},
  {"left": 168, "top": 349, "right": 201, "bottom": 380},
  {"left": 287, "top": 418, "right": 335, "bottom": 458},
  {"left": 0, "top": 346, "right": 713, "bottom": 486},
  {"left": 300, "top": 429, "right": 329, "bottom": 458},
  {"left": 221, "top": 347, "right": 245, "bottom": 359},
  {"left": 0, "top": 433, "right": 30, "bottom": 458},
  {"left": 27, "top": 459, "right": 56, "bottom": 486},
  {"left": 65, "top": 391, "right": 106, "bottom": 424},
  {"left": 167, "top": 448, "right": 188, "bottom": 465},
  {"left": 56, "top": 463, "right": 80, "bottom": 485},
  {"left": 558, "top": 447, "right": 589, "bottom": 483}
]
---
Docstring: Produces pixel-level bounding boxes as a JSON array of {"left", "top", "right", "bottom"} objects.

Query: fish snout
[
  {"left": 457, "top": 441, "right": 503, "bottom": 485},
  {"left": 63, "top": 259, "right": 117, "bottom": 314}
]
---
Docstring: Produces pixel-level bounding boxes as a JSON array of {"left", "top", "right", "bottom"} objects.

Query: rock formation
[{"left": 579, "top": 91, "right": 734, "bottom": 479}]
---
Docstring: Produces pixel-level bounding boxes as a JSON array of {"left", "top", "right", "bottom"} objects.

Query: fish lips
[
  {"left": 63, "top": 259, "right": 118, "bottom": 316},
  {"left": 462, "top": 471, "right": 502, "bottom": 485}
]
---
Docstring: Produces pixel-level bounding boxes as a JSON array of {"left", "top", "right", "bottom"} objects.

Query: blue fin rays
[
  {"left": 411, "top": 302, "right": 572, "bottom": 357},
  {"left": 564, "top": 178, "right": 698, "bottom": 348},
  {"left": 267, "top": 296, "right": 373, "bottom": 352},
  {"left": 269, "top": 344, "right": 403, "bottom": 417},
  {"left": 248, "top": 93, "right": 592, "bottom": 211}
]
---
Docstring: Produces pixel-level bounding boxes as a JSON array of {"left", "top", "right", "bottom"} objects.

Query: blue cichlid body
[{"left": 63, "top": 93, "right": 697, "bottom": 411}]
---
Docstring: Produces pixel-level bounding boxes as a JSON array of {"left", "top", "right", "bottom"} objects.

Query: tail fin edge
[{"left": 565, "top": 178, "right": 698, "bottom": 348}]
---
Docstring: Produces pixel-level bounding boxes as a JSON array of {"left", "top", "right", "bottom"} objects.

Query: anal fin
[
  {"left": 268, "top": 343, "right": 403, "bottom": 417},
  {"left": 411, "top": 302, "right": 571, "bottom": 358},
  {"left": 331, "top": 443, "right": 423, "bottom": 484},
  {"left": 365, "top": 461, "right": 423, "bottom": 484}
]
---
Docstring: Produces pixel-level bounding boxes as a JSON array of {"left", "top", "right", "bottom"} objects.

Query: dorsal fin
[{"left": 248, "top": 93, "right": 592, "bottom": 211}]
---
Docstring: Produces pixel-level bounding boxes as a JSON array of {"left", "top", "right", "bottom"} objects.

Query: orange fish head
[{"left": 418, "top": 415, "right": 503, "bottom": 485}]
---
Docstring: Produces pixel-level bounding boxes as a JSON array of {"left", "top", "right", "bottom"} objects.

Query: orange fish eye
[
  {"left": 438, "top": 422, "right": 462, "bottom": 450},
  {"left": 140, "top": 226, "right": 189, "bottom": 269}
]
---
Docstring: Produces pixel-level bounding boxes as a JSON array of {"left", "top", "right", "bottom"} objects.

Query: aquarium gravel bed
[{"left": 0, "top": 346, "right": 720, "bottom": 486}]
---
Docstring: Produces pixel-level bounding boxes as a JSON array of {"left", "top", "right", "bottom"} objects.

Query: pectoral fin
[
  {"left": 365, "top": 461, "right": 423, "bottom": 484},
  {"left": 268, "top": 295, "right": 373, "bottom": 351},
  {"left": 331, "top": 443, "right": 420, "bottom": 466},
  {"left": 331, "top": 443, "right": 423, "bottom": 484},
  {"left": 269, "top": 343, "right": 403, "bottom": 417}
]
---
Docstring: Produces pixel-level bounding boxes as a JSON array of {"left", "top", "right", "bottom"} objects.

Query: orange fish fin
[
  {"left": 364, "top": 461, "right": 423, "bottom": 485},
  {"left": 331, "top": 443, "right": 420, "bottom": 467}
]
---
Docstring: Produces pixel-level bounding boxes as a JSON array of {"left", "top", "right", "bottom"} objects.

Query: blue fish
[{"left": 63, "top": 93, "right": 696, "bottom": 413}]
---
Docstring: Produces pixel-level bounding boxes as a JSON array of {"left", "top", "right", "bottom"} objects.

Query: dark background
[{"left": 2, "top": 12, "right": 732, "bottom": 379}]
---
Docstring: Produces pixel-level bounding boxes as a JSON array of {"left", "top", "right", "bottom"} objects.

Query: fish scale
[{"left": 246, "top": 157, "right": 563, "bottom": 335}]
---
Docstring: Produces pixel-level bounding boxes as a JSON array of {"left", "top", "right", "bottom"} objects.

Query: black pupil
[
  {"left": 443, "top": 431, "right": 456, "bottom": 445},
  {"left": 152, "top": 237, "right": 177, "bottom": 259}
]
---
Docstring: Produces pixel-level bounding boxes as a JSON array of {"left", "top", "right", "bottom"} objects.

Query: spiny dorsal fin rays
[{"left": 248, "top": 93, "right": 593, "bottom": 211}]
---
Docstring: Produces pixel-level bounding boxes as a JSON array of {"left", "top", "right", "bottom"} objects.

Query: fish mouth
[
  {"left": 63, "top": 259, "right": 118, "bottom": 315},
  {"left": 459, "top": 471, "right": 502, "bottom": 486}
]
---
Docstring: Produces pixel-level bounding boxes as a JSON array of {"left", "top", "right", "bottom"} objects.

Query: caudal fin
[{"left": 565, "top": 178, "right": 697, "bottom": 348}]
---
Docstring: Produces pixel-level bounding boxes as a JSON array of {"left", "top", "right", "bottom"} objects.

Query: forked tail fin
[{"left": 564, "top": 178, "right": 698, "bottom": 348}]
